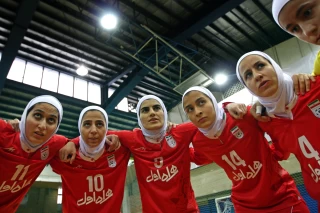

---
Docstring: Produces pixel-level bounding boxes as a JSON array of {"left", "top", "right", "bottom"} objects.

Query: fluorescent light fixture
[
  {"left": 214, "top": 73, "right": 227, "bottom": 85},
  {"left": 101, "top": 14, "right": 118, "bottom": 30},
  {"left": 76, "top": 65, "right": 88, "bottom": 76}
]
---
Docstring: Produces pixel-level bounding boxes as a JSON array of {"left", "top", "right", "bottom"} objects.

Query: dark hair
[
  {"left": 82, "top": 109, "right": 106, "bottom": 123},
  {"left": 26, "top": 103, "right": 60, "bottom": 124}
]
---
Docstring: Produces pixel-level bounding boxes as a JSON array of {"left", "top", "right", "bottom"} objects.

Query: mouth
[
  {"left": 34, "top": 132, "right": 44, "bottom": 137},
  {"left": 259, "top": 80, "right": 269, "bottom": 89},
  {"left": 149, "top": 118, "right": 159, "bottom": 122},
  {"left": 198, "top": 117, "right": 207, "bottom": 124}
]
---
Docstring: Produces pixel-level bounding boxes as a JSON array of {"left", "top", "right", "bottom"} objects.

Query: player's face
[
  {"left": 183, "top": 91, "right": 216, "bottom": 129},
  {"left": 25, "top": 103, "right": 59, "bottom": 145},
  {"left": 139, "top": 99, "right": 164, "bottom": 130},
  {"left": 80, "top": 110, "right": 106, "bottom": 148},
  {"left": 278, "top": 0, "right": 320, "bottom": 45},
  {"left": 239, "top": 55, "right": 278, "bottom": 97}
]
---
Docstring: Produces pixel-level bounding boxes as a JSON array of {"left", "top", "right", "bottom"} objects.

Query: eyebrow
[
  {"left": 184, "top": 97, "right": 203, "bottom": 111},
  {"left": 34, "top": 109, "right": 58, "bottom": 119}
]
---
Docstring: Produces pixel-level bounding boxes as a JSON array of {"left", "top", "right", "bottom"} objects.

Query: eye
[
  {"left": 96, "top": 122, "right": 104, "bottom": 127},
  {"left": 199, "top": 100, "right": 206, "bottom": 106},
  {"left": 47, "top": 118, "right": 56, "bottom": 124},
  {"left": 303, "top": 8, "right": 312, "bottom": 18},
  {"left": 185, "top": 107, "right": 193, "bottom": 113},
  {"left": 291, "top": 25, "right": 300, "bottom": 34},
  {"left": 141, "top": 108, "right": 149, "bottom": 113},
  {"left": 153, "top": 105, "right": 161, "bottom": 111},
  {"left": 257, "top": 63, "right": 265, "bottom": 70},
  {"left": 244, "top": 71, "right": 253, "bottom": 80},
  {"left": 83, "top": 122, "right": 91, "bottom": 127},
  {"left": 33, "top": 113, "right": 42, "bottom": 120}
]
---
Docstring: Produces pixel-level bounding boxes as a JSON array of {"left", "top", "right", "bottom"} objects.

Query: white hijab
[
  {"left": 236, "top": 51, "right": 297, "bottom": 119},
  {"left": 136, "top": 95, "right": 168, "bottom": 143},
  {"left": 182, "top": 86, "right": 226, "bottom": 139},
  {"left": 78, "top": 106, "right": 108, "bottom": 161},
  {"left": 19, "top": 95, "right": 63, "bottom": 153},
  {"left": 272, "top": 0, "right": 290, "bottom": 28}
]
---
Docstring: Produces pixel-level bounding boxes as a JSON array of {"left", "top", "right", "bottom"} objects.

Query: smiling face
[
  {"left": 183, "top": 91, "right": 216, "bottom": 129},
  {"left": 139, "top": 99, "right": 164, "bottom": 130},
  {"left": 80, "top": 110, "right": 107, "bottom": 148},
  {"left": 238, "top": 55, "right": 278, "bottom": 97},
  {"left": 25, "top": 103, "right": 59, "bottom": 145},
  {"left": 278, "top": 0, "right": 320, "bottom": 45}
]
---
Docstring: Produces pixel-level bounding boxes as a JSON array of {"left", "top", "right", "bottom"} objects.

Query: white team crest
[
  {"left": 40, "top": 146, "right": 49, "bottom": 160},
  {"left": 230, "top": 126, "right": 243, "bottom": 139},
  {"left": 165, "top": 135, "right": 176, "bottom": 148},
  {"left": 308, "top": 99, "right": 320, "bottom": 118},
  {"left": 107, "top": 154, "right": 116, "bottom": 168}
]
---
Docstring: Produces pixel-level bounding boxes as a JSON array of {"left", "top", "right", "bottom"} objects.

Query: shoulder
[{"left": 173, "top": 122, "right": 198, "bottom": 133}]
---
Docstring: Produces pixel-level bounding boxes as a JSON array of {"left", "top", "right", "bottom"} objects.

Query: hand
[
  {"left": 250, "top": 101, "right": 270, "bottom": 122},
  {"left": 7, "top": 119, "right": 20, "bottom": 132},
  {"left": 225, "top": 103, "right": 247, "bottom": 119},
  {"left": 59, "top": 142, "right": 77, "bottom": 164},
  {"left": 292, "top": 73, "right": 315, "bottom": 95},
  {"left": 166, "top": 121, "right": 177, "bottom": 133},
  {"left": 106, "top": 135, "right": 121, "bottom": 152}
]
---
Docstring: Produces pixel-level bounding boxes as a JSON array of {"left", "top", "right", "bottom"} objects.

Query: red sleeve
[
  {"left": 269, "top": 143, "right": 290, "bottom": 161},
  {"left": 189, "top": 147, "right": 212, "bottom": 165},
  {"left": 70, "top": 136, "right": 80, "bottom": 146},
  {"left": 107, "top": 130, "right": 134, "bottom": 149}
]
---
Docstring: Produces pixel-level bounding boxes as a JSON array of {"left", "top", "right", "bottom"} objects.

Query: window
[
  {"left": 58, "top": 73, "right": 74, "bottom": 97},
  {"left": 23, "top": 62, "right": 43, "bottom": 87},
  {"left": 74, "top": 78, "right": 88, "bottom": 101},
  {"left": 41, "top": 68, "right": 59, "bottom": 92},
  {"left": 5, "top": 56, "right": 102, "bottom": 105},
  {"left": 7, "top": 58, "right": 26, "bottom": 82},
  {"left": 108, "top": 88, "right": 129, "bottom": 112},
  {"left": 88, "top": 82, "right": 101, "bottom": 104},
  {"left": 57, "top": 187, "right": 62, "bottom": 204}
]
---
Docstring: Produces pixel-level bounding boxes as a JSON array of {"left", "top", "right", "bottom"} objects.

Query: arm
[
  {"left": 189, "top": 147, "right": 212, "bottom": 165},
  {"left": 223, "top": 102, "right": 247, "bottom": 119}
]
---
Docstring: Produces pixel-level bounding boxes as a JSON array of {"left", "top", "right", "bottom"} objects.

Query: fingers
[
  {"left": 293, "top": 74, "right": 314, "bottom": 95},
  {"left": 292, "top": 75, "right": 299, "bottom": 95},
  {"left": 298, "top": 74, "right": 306, "bottom": 95},
  {"left": 70, "top": 152, "right": 76, "bottom": 164}
]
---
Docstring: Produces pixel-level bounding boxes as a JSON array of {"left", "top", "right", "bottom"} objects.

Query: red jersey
[
  {"left": 108, "top": 122, "right": 200, "bottom": 213},
  {"left": 0, "top": 119, "right": 68, "bottom": 212},
  {"left": 50, "top": 142, "right": 130, "bottom": 213},
  {"left": 260, "top": 76, "right": 320, "bottom": 201},
  {"left": 192, "top": 111, "right": 302, "bottom": 213}
]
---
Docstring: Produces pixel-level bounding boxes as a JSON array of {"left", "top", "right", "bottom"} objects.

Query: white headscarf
[
  {"left": 236, "top": 51, "right": 297, "bottom": 119},
  {"left": 78, "top": 106, "right": 108, "bottom": 160},
  {"left": 19, "top": 95, "right": 63, "bottom": 153},
  {"left": 136, "top": 95, "right": 168, "bottom": 143},
  {"left": 182, "top": 86, "right": 226, "bottom": 139},
  {"left": 272, "top": 0, "right": 290, "bottom": 28}
]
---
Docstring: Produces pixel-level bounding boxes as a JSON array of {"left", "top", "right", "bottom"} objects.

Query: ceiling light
[
  {"left": 214, "top": 73, "right": 227, "bottom": 85},
  {"left": 76, "top": 65, "right": 88, "bottom": 76},
  {"left": 101, "top": 14, "right": 118, "bottom": 30}
]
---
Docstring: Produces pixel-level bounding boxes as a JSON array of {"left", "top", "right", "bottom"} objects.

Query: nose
[
  {"left": 194, "top": 107, "right": 202, "bottom": 116},
  {"left": 301, "top": 22, "right": 317, "bottom": 37},
  {"left": 253, "top": 70, "right": 263, "bottom": 81},
  {"left": 90, "top": 125, "right": 98, "bottom": 134},
  {"left": 38, "top": 119, "right": 47, "bottom": 130}
]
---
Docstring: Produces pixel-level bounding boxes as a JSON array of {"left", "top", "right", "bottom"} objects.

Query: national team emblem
[
  {"left": 40, "top": 146, "right": 49, "bottom": 160},
  {"left": 230, "top": 126, "right": 244, "bottom": 139},
  {"left": 165, "top": 135, "right": 176, "bottom": 148},
  {"left": 308, "top": 99, "right": 320, "bottom": 118},
  {"left": 107, "top": 154, "right": 116, "bottom": 168}
]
